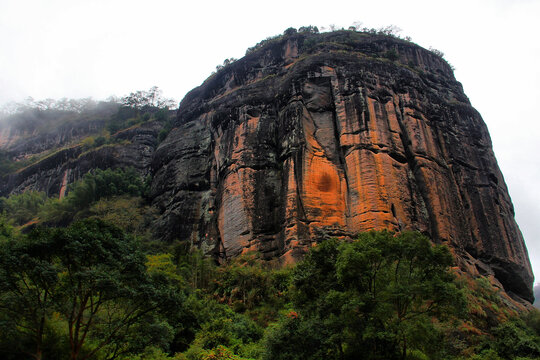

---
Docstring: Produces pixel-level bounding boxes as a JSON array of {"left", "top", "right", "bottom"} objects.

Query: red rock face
[{"left": 151, "top": 31, "right": 533, "bottom": 302}]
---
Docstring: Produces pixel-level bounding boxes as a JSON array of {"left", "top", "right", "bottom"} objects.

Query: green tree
[
  {"left": 121, "top": 86, "right": 175, "bottom": 110},
  {"left": 210, "top": 253, "right": 291, "bottom": 316},
  {"left": 335, "top": 231, "right": 464, "bottom": 358},
  {"left": 0, "top": 214, "right": 13, "bottom": 242},
  {"left": 0, "top": 191, "right": 48, "bottom": 225},
  {"left": 182, "top": 303, "right": 263, "bottom": 360},
  {"left": 201, "top": 345, "right": 250, "bottom": 360},
  {"left": 86, "top": 195, "right": 157, "bottom": 237},
  {"left": 488, "top": 318, "right": 540, "bottom": 359},
  {"left": 298, "top": 25, "right": 319, "bottom": 33},
  {"left": 39, "top": 167, "right": 147, "bottom": 224},
  {"left": 265, "top": 231, "right": 465, "bottom": 360},
  {"left": 0, "top": 219, "right": 182, "bottom": 360},
  {"left": 263, "top": 312, "right": 328, "bottom": 360},
  {"left": 0, "top": 150, "right": 18, "bottom": 174},
  {"left": 0, "top": 227, "right": 59, "bottom": 359}
]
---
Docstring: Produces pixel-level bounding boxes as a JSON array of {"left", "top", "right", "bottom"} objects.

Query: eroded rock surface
[
  {"left": 151, "top": 31, "right": 533, "bottom": 302},
  {"left": 1, "top": 121, "right": 163, "bottom": 196}
]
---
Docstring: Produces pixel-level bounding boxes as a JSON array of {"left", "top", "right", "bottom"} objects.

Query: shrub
[
  {"left": 0, "top": 190, "right": 48, "bottom": 225},
  {"left": 210, "top": 254, "right": 292, "bottom": 324},
  {"left": 39, "top": 167, "right": 147, "bottom": 224},
  {"left": 490, "top": 319, "right": 540, "bottom": 359},
  {"left": 384, "top": 49, "right": 399, "bottom": 61}
]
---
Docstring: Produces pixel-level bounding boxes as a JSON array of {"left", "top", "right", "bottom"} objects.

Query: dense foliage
[
  {"left": 0, "top": 167, "right": 149, "bottom": 228},
  {"left": 1, "top": 216, "right": 539, "bottom": 359},
  {"left": 264, "top": 232, "right": 465, "bottom": 360},
  {"left": 0, "top": 190, "right": 48, "bottom": 225},
  {"left": 0, "top": 219, "right": 183, "bottom": 360}
]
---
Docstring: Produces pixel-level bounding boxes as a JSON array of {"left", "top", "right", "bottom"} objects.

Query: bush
[
  {"left": 0, "top": 190, "right": 47, "bottom": 225},
  {"left": 39, "top": 167, "right": 147, "bottom": 224},
  {"left": 0, "top": 150, "right": 18, "bottom": 174},
  {"left": 384, "top": 49, "right": 399, "bottom": 61},
  {"left": 181, "top": 299, "right": 263, "bottom": 359},
  {"left": 490, "top": 319, "right": 540, "bottom": 359},
  {"left": 87, "top": 195, "right": 158, "bottom": 236},
  {"left": 158, "top": 128, "right": 170, "bottom": 143},
  {"left": 210, "top": 254, "right": 292, "bottom": 324}
]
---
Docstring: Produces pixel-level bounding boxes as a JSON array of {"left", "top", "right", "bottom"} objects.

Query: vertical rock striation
[{"left": 150, "top": 30, "right": 532, "bottom": 303}]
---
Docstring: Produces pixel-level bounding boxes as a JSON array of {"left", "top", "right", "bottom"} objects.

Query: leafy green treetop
[
  {"left": 0, "top": 219, "right": 182, "bottom": 360},
  {"left": 121, "top": 86, "right": 175, "bottom": 110},
  {"left": 264, "top": 231, "right": 465, "bottom": 360}
]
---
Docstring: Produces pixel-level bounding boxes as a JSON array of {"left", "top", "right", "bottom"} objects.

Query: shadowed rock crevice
[{"left": 394, "top": 95, "right": 437, "bottom": 241}]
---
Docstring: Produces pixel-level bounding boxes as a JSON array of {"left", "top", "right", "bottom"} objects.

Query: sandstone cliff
[{"left": 151, "top": 30, "right": 533, "bottom": 302}]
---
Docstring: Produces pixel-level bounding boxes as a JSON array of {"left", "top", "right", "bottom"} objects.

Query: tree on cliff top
[{"left": 121, "top": 86, "right": 175, "bottom": 110}]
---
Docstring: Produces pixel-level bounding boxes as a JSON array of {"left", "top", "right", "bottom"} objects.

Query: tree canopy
[
  {"left": 0, "top": 219, "right": 182, "bottom": 360},
  {"left": 120, "top": 86, "right": 175, "bottom": 110},
  {"left": 0, "top": 224, "right": 538, "bottom": 359},
  {"left": 264, "top": 231, "right": 465, "bottom": 360}
]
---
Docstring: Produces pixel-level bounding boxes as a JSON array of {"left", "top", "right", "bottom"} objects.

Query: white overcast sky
[{"left": 1, "top": 0, "right": 539, "bottom": 282}]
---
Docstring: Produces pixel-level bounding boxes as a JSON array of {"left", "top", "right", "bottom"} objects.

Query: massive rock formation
[
  {"left": 0, "top": 30, "right": 532, "bottom": 304},
  {"left": 151, "top": 31, "right": 533, "bottom": 302}
]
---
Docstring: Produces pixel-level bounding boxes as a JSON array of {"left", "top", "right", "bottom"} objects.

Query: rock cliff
[
  {"left": 151, "top": 31, "right": 533, "bottom": 302},
  {"left": 0, "top": 105, "right": 164, "bottom": 196}
]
